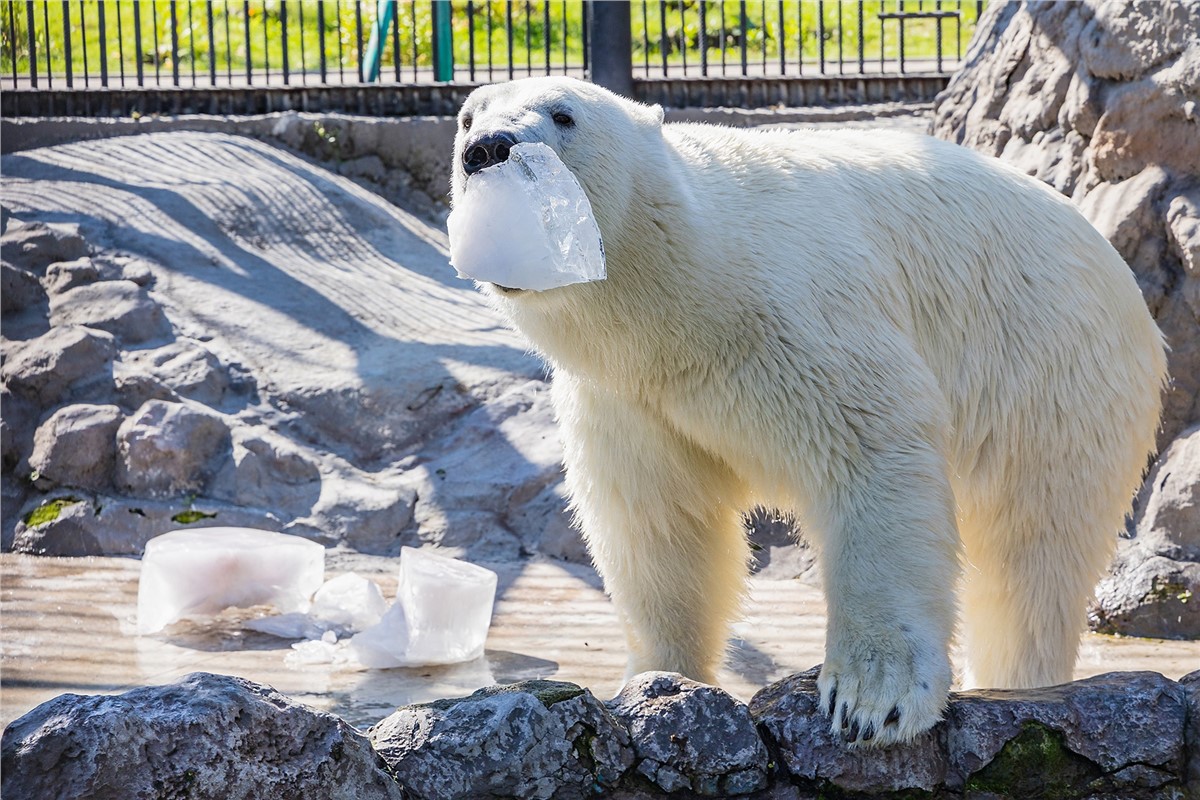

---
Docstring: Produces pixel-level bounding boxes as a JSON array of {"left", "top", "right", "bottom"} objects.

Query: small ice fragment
[
  {"left": 243, "top": 612, "right": 324, "bottom": 640},
  {"left": 448, "top": 142, "right": 605, "bottom": 291},
  {"left": 310, "top": 572, "right": 387, "bottom": 631},
  {"left": 137, "top": 527, "right": 324, "bottom": 635},
  {"left": 349, "top": 547, "right": 498, "bottom": 668},
  {"left": 285, "top": 637, "right": 342, "bottom": 666}
]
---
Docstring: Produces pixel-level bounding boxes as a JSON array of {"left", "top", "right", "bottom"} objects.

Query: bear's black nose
[{"left": 463, "top": 132, "right": 518, "bottom": 175}]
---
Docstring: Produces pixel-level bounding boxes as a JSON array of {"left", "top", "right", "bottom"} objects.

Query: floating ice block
[
  {"left": 310, "top": 572, "right": 387, "bottom": 631},
  {"left": 349, "top": 547, "right": 498, "bottom": 668},
  {"left": 137, "top": 527, "right": 325, "bottom": 635},
  {"left": 447, "top": 142, "right": 605, "bottom": 291}
]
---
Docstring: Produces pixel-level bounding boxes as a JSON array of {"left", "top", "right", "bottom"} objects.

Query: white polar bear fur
[{"left": 451, "top": 77, "right": 1166, "bottom": 746}]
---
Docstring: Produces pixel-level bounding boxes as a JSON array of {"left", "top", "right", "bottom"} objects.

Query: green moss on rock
[
  {"left": 966, "top": 721, "right": 1100, "bottom": 799},
  {"left": 23, "top": 497, "right": 83, "bottom": 527},
  {"left": 171, "top": 509, "right": 217, "bottom": 525}
]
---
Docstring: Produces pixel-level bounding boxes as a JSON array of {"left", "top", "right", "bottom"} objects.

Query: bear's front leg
[
  {"left": 552, "top": 372, "right": 752, "bottom": 684},
  {"left": 813, "top": 441, "right": 960, "bottom": 747}
]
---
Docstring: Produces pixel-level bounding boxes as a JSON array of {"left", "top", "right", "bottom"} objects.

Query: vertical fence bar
[
  {"left": 680, "top": 0, "right": 687, "bottom": 76},
  {"left": 354, "top": 0, "right": 363, "bottom": 83},
  {"left": 298, "top": 1, "right": 307, "bottom": 85},
  {"left": 467, "top": 0, "right": 475, "bottom": 81},
  {"left": 9, "top": 3, "right": 19, "bottom": 88},
  {"left": 580, "top": 0, "right": 587, "bottom": 74},
  {"left": 243, "top": 0, "right": 252, "bottom": 83},
  {"left": 206, "top": 0, "right": 216, "bottom": 84},
  {"left": 134, "top": 1, "right": 145, "bottom": 86},
  {"left": 486, "top": 1, "right": 493, "bottom": 81},
  {"left": 188, "top": 0, "right": 197, "bottom": 85},
  {"left": 99, "top": 0, "right": 110, "bottom": 86},
  {"left": 699, "top": 0, "right": 707, "bottom": 76},
  {"left": 719, "top": 0, "right": 726, "bottom": 74},
  {"left": 640, "top": 0, "right": 648, "bottom": 76},
  {"left": 224, "top": 0, "right": 231, "bottom": 82},
  {"left": 816, "top": 0, "right": 825, "bottom": 74},
  {"left": 263, "top": 0, "right": 271, "bottom": 82},
  {"left": 337, "top": 0, "right": 346, "bottom": 82},
  {"left": 281, "top": 0, "right": 289, "bottom": 83},
  {"left": 836, "top": 0, "right": 843, "bottom": 74},
  {"left": 506, "top": 0, "right": 514, "bottom": 80},
  {"left": 391, "top": 0, "right": 401, "bottom": 82},
  {"left": 61, "top": 0, "right": 73, "bottom": 87},
  {"left": 760, "top": 0, "right": 765, "bottom": 74},
  {"left": 168, "top": 1, "right": 179, "bottom": 85},
  {"left": 857, "top": 0, "right": 864, "bottom": 72},
  {"left": 116, "top": 1, "right": 126, "bottom": 86},
  {"left": 796, "top": 0, "right": 802, "bottom": 74},
  {"left": 152, "top": 1, "right": 161, "bottom": 84},
  {"left": 898, "top": 0, "right": 906, "bottom": 73},
  {"left": 561, "top": 0, "right": 567, "bottom": 74},
  {"left": 524, "top": 0, "right": 531, "bottom": 76},
  {"left": 410, "top": 0, "right": 417, "bottom": 82},
  {"left": 738, "top": 0, "right": 747, "bottom": 76},
  {"left": 433, "top": 0, "right": 454, "bottom": 81},
  {"left": 658, "top": 0, "right": 666, "bottom": 76},
  {"left": 543, "top": 0, "right": 550, "bottom": 73},
  {"left": 41, "top": 1, "right": 51, "bottom": 88},
  {"left": 317, "top": 0, "right": 327, "bottom": 82},
  {"left": 936, "top": 0, "right": 944, "bottom": 72},
  {"left": 777, "top": 0, "right": 787, "bottom": 74}
]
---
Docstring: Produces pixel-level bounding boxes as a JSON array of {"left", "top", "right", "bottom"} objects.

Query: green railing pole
[
  {"left": 363, "top": 0, "right": 395, "bottom": 82},
  {"left": 431, "top": 0, "right": 453, "bottom": 82}
]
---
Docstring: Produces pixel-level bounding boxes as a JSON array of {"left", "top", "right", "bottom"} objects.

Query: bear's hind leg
[
  {"left": 554, "top": 375, "right": 751, "bottom": 684},
  {"left": 959, "top": 496, "right": 1117, "bottom": 689}
]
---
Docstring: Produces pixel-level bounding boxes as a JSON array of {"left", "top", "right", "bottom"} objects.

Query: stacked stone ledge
[{"left": 5, "top": 668, "right": 1199, "bottom": 798}]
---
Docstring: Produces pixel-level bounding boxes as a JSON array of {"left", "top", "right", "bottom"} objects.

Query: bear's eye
[
  {"left": 461, "top": 115, "right": 472, "bottom": 131},
  {"left": 552, "top": 112, "right": 575, "bottom": 128}
]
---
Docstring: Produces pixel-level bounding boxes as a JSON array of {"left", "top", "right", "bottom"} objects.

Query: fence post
[
  {"left": 431, "top": 0, "right": 453, "bottom": 81},
  {"left": 586, "top": 0, "right": 632, "bottom": 97}
]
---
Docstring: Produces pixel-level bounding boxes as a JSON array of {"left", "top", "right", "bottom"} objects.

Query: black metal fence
[{"left": 2, "top": 1, "right": 984, "bottom": 92}]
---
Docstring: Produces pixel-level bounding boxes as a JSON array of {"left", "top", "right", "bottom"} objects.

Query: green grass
[{"left": 1, "top": 1, "right": 982, "bottom": 84}]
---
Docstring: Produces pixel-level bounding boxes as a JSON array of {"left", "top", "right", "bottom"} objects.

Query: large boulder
[
  {"left": 932, "top": 0, "right": 1200, "bottom": 639},
  {"left": 115, "top": 399, "right": 232, "bottom": 497},
  {"left": 1, "top": 324, "right": 117, "bottom": 407},
  {"left": 0, "top": 672, "right": 405, "bottom": 800},
  {"left": 28, "top": 403, "right": 123, "bottom": 492},
  {"left": 369, "top": 680, "right": 634, "bottom": 799},
  {"left": 750, "top": 666, "right": 1191, "bottom": 797}
]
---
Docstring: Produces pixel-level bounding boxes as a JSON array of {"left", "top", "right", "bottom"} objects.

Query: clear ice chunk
[
  {"left": 136, "top": 527, "right": 325, "bottom": 635},
  {"left": 349, "top": 547, "right": 498, "bottom": 668},
  {"left": 309, "top": 572, "right": 387, "bottom": 631},
  {"left": 447, "top": 141, "right": 606, "bottom": 291}
]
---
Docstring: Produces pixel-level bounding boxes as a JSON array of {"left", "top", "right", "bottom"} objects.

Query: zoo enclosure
[{"left": 2, "top": 1, "right": 985, "bottom": 115}]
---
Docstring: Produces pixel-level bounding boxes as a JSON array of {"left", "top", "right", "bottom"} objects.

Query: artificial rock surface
[
  {"left": 0, "top": 672, "right": 404, "bottom": 800},
  {"left": 1, "top": 131, "right": 564, "bottom": 559},
  {"left": 9, "top": 669, "right": 1194, "bottom": 799},
  {"left": 932, "top": 0, "right": 1200, "bottom": 640}
]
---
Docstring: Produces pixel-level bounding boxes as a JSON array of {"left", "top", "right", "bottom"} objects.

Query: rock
[
  {"left": 28, "top": 403, "right": 123, "bottom": 492},
  {"left": 1, "top": 324, "right": 117, "bottom": 406},
  {"left": 0, "top": 385, "right": 36, "bottom": 473},
  {"left": 369, "top": 680, "right": 633, "bottom": 799},
  {"left": 1092, "top": 426, "right": 1200, "bottom": 638},
  {"left": 11, "top": 493, "right": 303, "bottom": 556},
  {"left": 0, "top": 672, "right": 405, "bottom": 800},
  {"left": 115, "top": 400, "right": 231, "bottom": 497},
  {"left": 608, "top": 672, "right": 769, "bottom": 796},
  {"left": 1181, "top": 669, "right": 1200, "bottom": 789},
  {"left": 751, "top": 667, "right": 948, "bottom": 793},
  {"left": 339, "top": 154, "right": 388, "bottom": 183},
  {"left": 751, "top": 667, "right": 1190, "bottom": 796},
  {"left": 1, "top": 261, "right": 46, "bottom": 314},
  {"left": 42, "top": 256, "right": 100, "bottom": 294},
  {"left": 120, "top": 339, "right": 231, "bottom": 406},
  {"left": 0, "top": 220, "right": 88, "bottom": 272},
  {"left": 291, "top": 474, "right": 414, "bottom": 553},
  {"left": 48, "top": 279, "right": 172, "bottom": 345},
  {"left": 931, "top": 0, "right": 1200, "bottom": 640}
]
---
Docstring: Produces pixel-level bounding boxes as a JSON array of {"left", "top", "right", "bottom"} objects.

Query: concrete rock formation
[
  {"left": 11, "top": 668, "right": 1194, "bottom": 799},
  {"left": 1, "top": 131, "right": 563, "bottom": 559},
  {"left": 0, "top": 672, "right": 404, "bottom": 800},
  {"left": 931, "top": 0, "right": 1200, "bottom": 639}
]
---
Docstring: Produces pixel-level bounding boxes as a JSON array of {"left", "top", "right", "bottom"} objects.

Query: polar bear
[{"left": 451, "top": 77, "right": 1166, "bottom": 746}]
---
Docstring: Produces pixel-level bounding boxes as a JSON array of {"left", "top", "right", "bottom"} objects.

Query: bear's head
[{"left": 451, "top": 77, "right": 665, "bottom": 274}]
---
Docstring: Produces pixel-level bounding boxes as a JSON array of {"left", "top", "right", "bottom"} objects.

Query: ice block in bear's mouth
[{"left": 448, "top": 141, "right": 606, "bottom": 291}]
